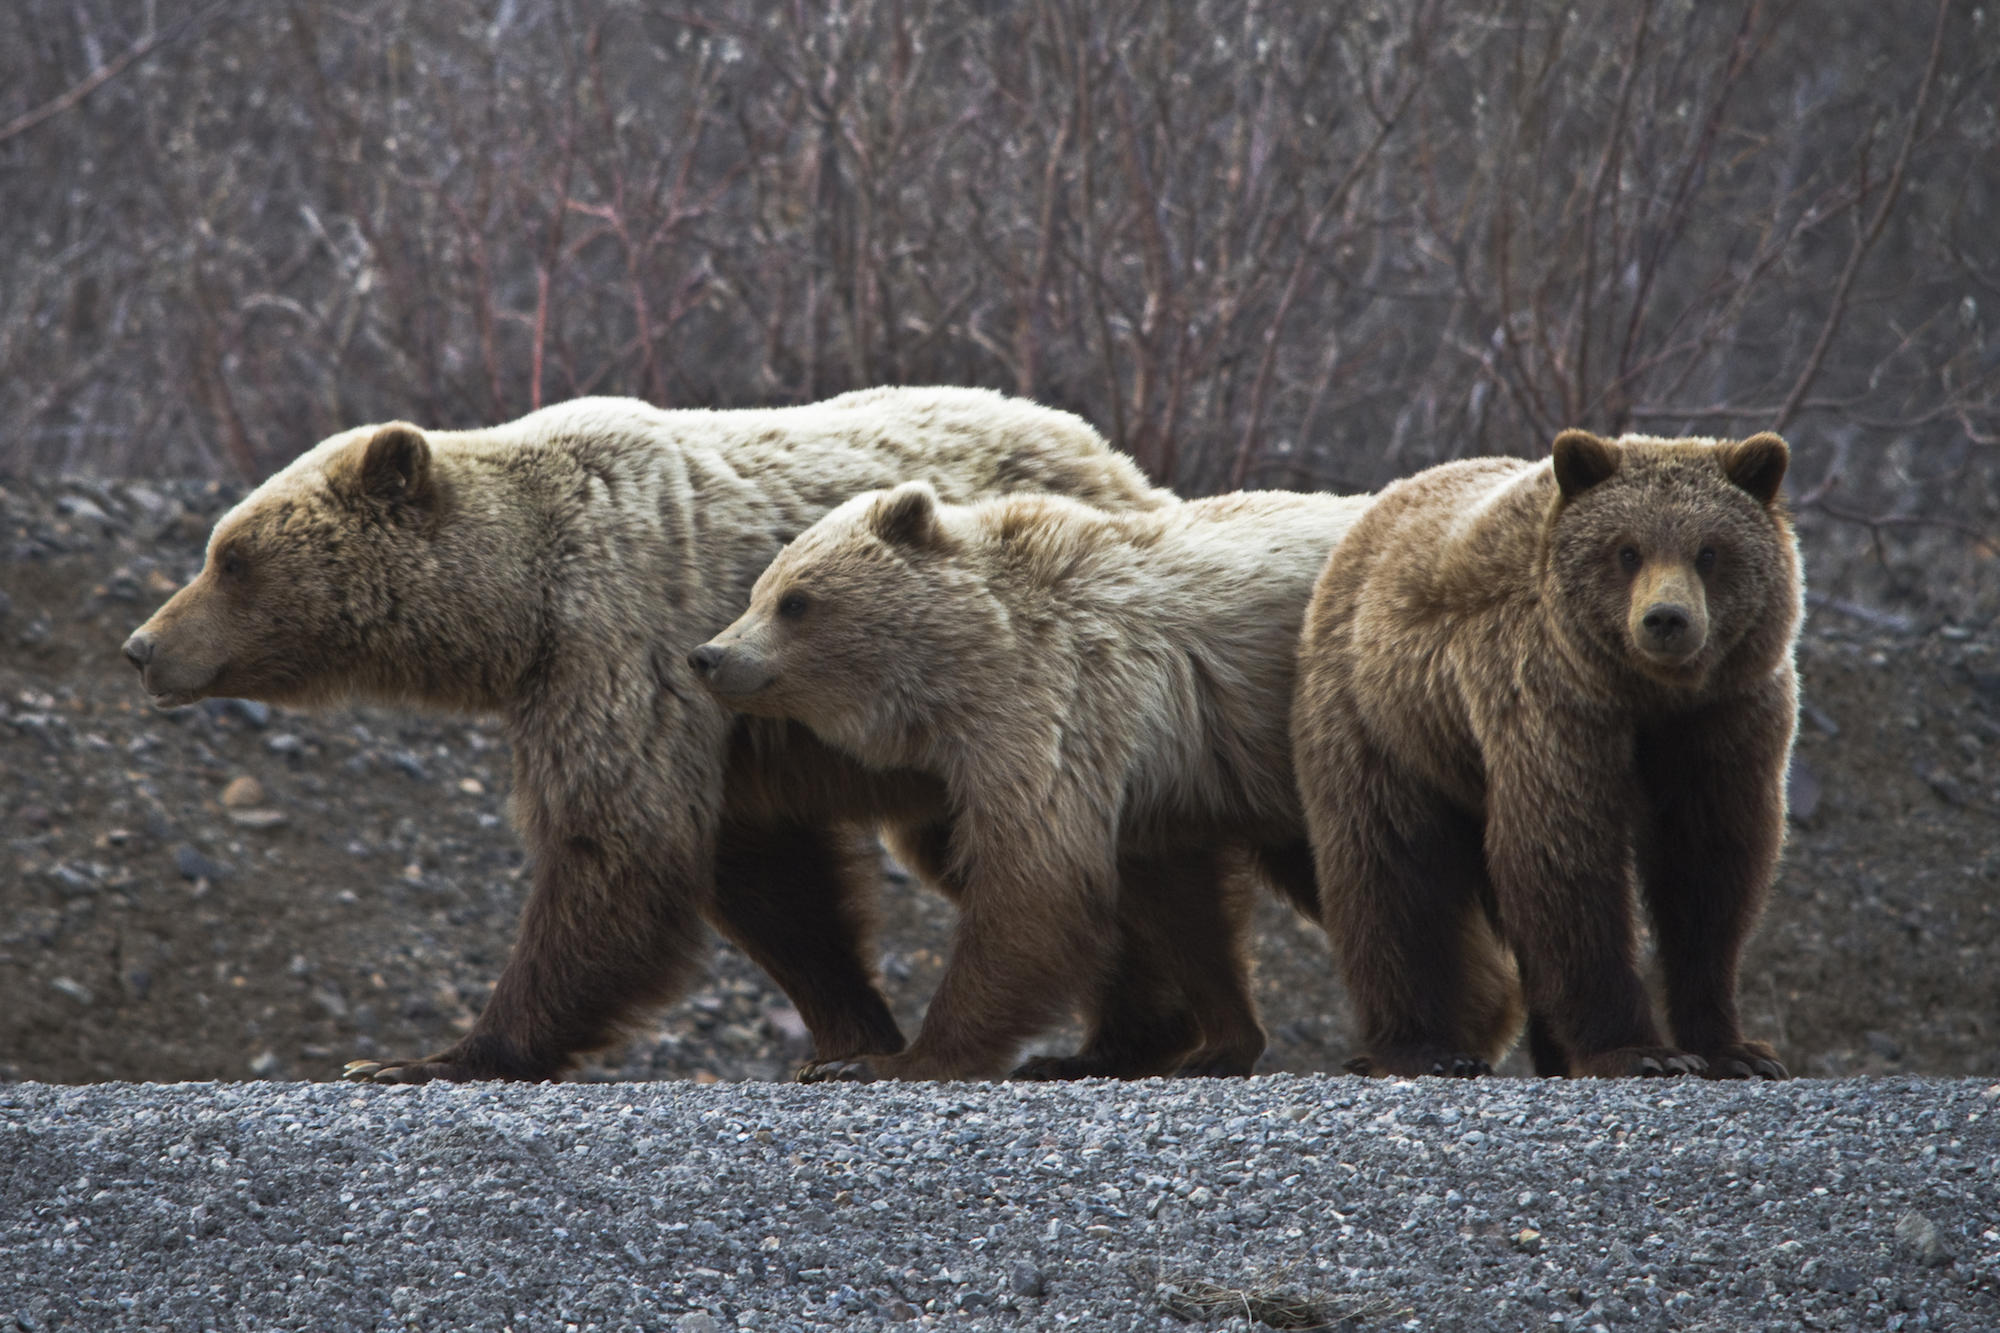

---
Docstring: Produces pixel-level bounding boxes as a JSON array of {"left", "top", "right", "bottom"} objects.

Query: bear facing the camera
[{"left": 1292, "top": 431, "right": 1800, "bottom": 1080}]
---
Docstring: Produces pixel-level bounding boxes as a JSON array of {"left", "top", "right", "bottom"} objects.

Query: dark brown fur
[{"left": 1293, "top": 431, "right": 1800, "bottom": 1079}]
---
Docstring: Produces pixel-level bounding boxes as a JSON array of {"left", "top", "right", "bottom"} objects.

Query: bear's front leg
[
  {"left": 1484, "top": 729, "right": 1703, "bottom": 1079},
  {"left": 345, "top": 684, "right": 746, "bottom": 1084},
  {"left": 345, "top": 833, "right": 713, "bottom": 1083},
  {"left": 1010, "top": 844, "right": 1264, "bottom": 1081},
  {"left": 1634, "top": 682, "right": 1795, "bottom": 1080},
  {"left": 823, "top": 831, "right": 1118, "bottom": 1082}
]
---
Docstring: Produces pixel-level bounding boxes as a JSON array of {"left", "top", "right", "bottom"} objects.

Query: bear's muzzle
[
  {"left": 1628, "top": 563, "right": 1709, "bottom": 669},
  {"left": 123, "top": 598, "right": 226, "bottom": 707},
  {"left": 687, "top": 641, "right": 775, "bottom": 701}
]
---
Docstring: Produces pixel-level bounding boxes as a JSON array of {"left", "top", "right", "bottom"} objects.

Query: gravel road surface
[{"left": 3, "top": 1076, "right": 1995, "bottom": 1332}]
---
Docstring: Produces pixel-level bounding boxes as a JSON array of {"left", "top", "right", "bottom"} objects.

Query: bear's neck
[{"left": 363, "top": 456, "right": 549, "bottom": 713}]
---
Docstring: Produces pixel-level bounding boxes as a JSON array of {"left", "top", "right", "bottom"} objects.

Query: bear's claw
[
  {"left": 339, "top": 1057, "right": 479, "bottom": 1084},
  {"left": 1343, "top": 1051, "right": 1490, "bottom": 1078},
  {"left": 1009, "top": 1055, "right": 1104, "bottom": 1082},
  {"left": 796, "top": 1057, "right": 882, "bottom": 1084},
  {"left": 1697, "top": 1043, "right": 1787, "bottom": 1080},
  {"left": 1572, "top": 1045, "right": 1708, "bottom": 1078},
  {"left": 1173, "top": 1048, "right": 1260, "bottom": 1079}
]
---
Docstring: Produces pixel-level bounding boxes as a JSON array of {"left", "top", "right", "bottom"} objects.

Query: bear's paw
[
  {"left": 1693, "top": 1042, "right": 1787, "bottom": 1081},
  {"left": 1569, "top": 1046, "right": 1708, "bottom": 1079},
  {"left": 1342, "top": 1048, "right": 1492, "bottom": 1079}
]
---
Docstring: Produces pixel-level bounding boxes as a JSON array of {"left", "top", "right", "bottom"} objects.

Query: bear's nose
[
  {"left": 122, "top": 631, "right": 156, "bottom": 670},
  {"left": 687, "top": 644, "right": 724, "bottom": 678},
  {"left": 1641, "top": 604, "right": 1690, "bottom": 640}
]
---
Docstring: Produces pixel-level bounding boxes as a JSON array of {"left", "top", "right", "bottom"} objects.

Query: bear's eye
[
  {"left": 1617, "top": 546, "right": 1641, "bottom": 574},
  {"left": 218, "top": 549, "right": 249, "bottom": 581},
  {"left": 777, "top": 591, "right": 810, "bottom": 622},
  {"left": 1696, "top": 547, "right": 1718, "bottom": 574}
]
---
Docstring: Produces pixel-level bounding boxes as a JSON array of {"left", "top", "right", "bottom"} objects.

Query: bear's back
[
  {"left": 967, "top": 488, "right": 1363, "bottom": 842},
  {"left": 419, "top": 389, "right": 1163, "bottom": 510},
  {"left": 424, "top": 390, "right": 1169, "bottom": 647},
  {"left": 1298, "top": 456, "right": 1556, "bottom": 810},
  {"left": 1343, "top": 457, "right": 1547, "bottom": 615}
]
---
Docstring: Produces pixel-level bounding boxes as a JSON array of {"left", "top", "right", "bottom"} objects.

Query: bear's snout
[
  {"left": 122, "top": 630, "right": 156, "bottom": 669},
  {"left": 1627, "top": 564, "right": 1709, "bottom": 669},
  {"left": 123, "top": 591, "right": 230, "bottom": 707},
  {"left": 687, "top": 644, "right": 724, "bottom": 678},
  {"left": 1640, "top": 602, "right": 1692, "bottom": 643},
  {"left": 688, "top": 637, "right": 775, "bottom": 701}
]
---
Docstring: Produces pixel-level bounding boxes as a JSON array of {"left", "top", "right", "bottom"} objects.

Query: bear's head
[
  {"left": 124, "top": 422, "right": 461, "bottom": 709},
  {"left": 690, "top": 481, "right": 998, "bottom": 765},
  {"left": 1544, "top": 429, "right": 1799, "bottom": 691}
]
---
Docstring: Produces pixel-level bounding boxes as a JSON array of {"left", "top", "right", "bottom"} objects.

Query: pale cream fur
[
  {"left": 696, "top": 484, "right": 1367, "bottom": 1080},
  {"left": 126, "top": 387, "right": 1172, "bottom": 1083}
]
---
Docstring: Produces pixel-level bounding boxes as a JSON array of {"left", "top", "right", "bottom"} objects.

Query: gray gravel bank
[{"left": 3, "top": 1076, "right": 1995, "bottom": 1332}]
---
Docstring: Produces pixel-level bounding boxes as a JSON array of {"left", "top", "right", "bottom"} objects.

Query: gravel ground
[{"left": 3, "top": 1076, "right": 1996, "bottom": 1332}]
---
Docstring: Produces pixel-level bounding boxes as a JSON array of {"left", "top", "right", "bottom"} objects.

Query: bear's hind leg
[
  {"left": 1253, "top": 838, "right": 1323, "bottom": 920},
  {"left": 1166, "top": 847, "right": 1267, "bottom": 1077},
  {"left": 709, "top": 820, "right": 907, "bottom": 1067},
  {"left": 1455, "top": 903, "right": 1527, "bottom": 1071},
  {"left": 1310, "top": 756, "right": 1502, "bottom": 1078},
  {"left": 1526, "top": 1013, "right": 1570, "bottom": 1076}
]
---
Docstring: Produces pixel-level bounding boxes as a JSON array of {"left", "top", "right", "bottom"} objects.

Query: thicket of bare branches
[{"left": 3, "top": 0, "right": 1995, "bottom": 604}]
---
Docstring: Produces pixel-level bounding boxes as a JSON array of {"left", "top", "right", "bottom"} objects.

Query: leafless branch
[{"left": 0, "top": 0, "right": 233, "bottom": 145}]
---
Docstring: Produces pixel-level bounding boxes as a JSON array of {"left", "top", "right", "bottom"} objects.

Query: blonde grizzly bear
[
  {"left": 1292, "top": 430, "right": 1800, "bottom": 1080},
  {"left": 123, "top": 387, "right": 1180, "bottom": 1083},
  {"left": 690, "top": 483, "right": 1366, "bottom": 1081}
]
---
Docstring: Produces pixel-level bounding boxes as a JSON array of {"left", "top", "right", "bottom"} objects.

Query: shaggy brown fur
[
  {"left": 123, "top": 387, "right": 1178, "bottom": 1082},
  {"left": 691, "top": 483, "right": 1365, "bottom": 1081},
  {"left": 1292, "top": 430, "right": 1800, "bottom": 1080}
]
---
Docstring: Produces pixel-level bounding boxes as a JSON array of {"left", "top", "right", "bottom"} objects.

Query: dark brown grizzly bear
[
  {"left": 1292, "top": 430, "right": 1800, "bottom": 1079},
  {"left": 692, "top": 483, "right": 1365, "bottom": 1081},
  {"left": 122, "top": 387, "right": 1187, "bottom": 1082}
]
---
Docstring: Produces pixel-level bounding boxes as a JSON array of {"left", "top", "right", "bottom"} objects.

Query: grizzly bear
[
  {"left": 1291, "top": 430, "right": 1799, "bottom": 1080},
  {"left": 123, "top": 387, "right": 1186, "bottom": 1083},
  {"left": 689, "top": 482, "right": 1367, "bottom": 1081}
]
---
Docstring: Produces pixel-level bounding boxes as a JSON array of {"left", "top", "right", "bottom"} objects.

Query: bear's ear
[
  {"left": 1551, "top": 430, "right": 1621, "bottom": 500},
  {"left": 869, "top": 481, "right": 943, "bottom": 550},
  {"left": 355, "top": 423, "right": 433, "bottom": 507},
  {"left": 1722, "top": 432, "right": 1788, "bottom": 506}
]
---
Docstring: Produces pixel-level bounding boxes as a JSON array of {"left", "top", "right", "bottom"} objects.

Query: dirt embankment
[{"left": 2, "top": 476, "right": 1996, "bottom": 1085}]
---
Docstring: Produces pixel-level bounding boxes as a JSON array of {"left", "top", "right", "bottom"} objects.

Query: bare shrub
[{"left": 2, "top": 0, "right": 1993, "bottom": 605}]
